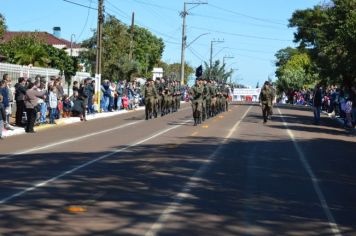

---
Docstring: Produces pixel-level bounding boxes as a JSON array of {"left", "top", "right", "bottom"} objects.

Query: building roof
[{"left": 1, "top": 31, "right": 81, "bottom": 48}]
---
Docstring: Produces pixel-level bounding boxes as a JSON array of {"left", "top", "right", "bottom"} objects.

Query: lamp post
[
  {"left": 209, "top": 39, "right": 224, "bottom": 79},
  {"left": 180, "top": 1, "right": 207, "bottom": 85},
  {"left": 223, "top": 56, "right": 234, "bottom": 66},
  {"left": 70, "top": 34, "right": 76, "bottom": 57}
]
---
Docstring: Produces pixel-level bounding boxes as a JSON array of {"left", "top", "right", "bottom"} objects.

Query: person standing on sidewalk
[
  {"left": 0, "top": 79, "right": 13, "bottom": 130},
  {"left": 14, "top": 77, "right": 27, "bottom": 127},
  {"left": 24, "top": 81, "right": 46, "bottom": 133},
  {"left": 48, "top": 86, "right": 58, "bottom": 124},
  {"left": 116, "top": 81, "right": 124, "bottom": 111},
  {"left": 0, "top": 95, "right": 6, "bottom": 139},
  {"left": 312, "top": 83, "right": 323, "bottom": 125}
]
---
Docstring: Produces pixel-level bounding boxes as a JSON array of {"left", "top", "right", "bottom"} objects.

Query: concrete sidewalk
[{"left": 2, "top": 106, "right": 145, "bottom": 138}]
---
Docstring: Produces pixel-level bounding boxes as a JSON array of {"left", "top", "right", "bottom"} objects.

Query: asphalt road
[{"left": 0, "top": 103, "right": 355, "bottom": 236}]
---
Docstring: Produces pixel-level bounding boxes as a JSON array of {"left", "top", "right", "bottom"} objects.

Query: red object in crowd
[
  {"left": 245, "top": 96, "right": 253, "bottom": 102},
  {"left": 122, "top": 96, "right": 129, "bottom": 109}
]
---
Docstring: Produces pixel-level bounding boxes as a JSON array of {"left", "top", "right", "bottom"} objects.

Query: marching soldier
[
  {"left": 205, "top": 79, "right": 212, "bottom": 119},
  {"left": 144, "top": 78, "right": 157, "bottom": 120},
  {"left": 190, "top": 77, "right": 204, "bottom": 126},
  {"left": 259, "top": 81, "right": 274, "bottom": 123},
  {"left": 210, "top": 80, "right": 218, "bottom": 117},
  {"left": 176, "top": 80, "right": 181, "bottom": 110},
  {"left": 154, "top": 78, "right": 163, "bottom": 117},
  {"left": 202, "top": 79, "right": 210, "bottom": 121},
  {"left": 189, "top": 65, "right": 204, "bottom": 125}
]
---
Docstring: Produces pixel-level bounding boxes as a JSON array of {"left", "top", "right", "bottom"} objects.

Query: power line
[
  {"left": 130, "top": 0, "right": 177, "bottom": 12},
  {"left": 77, "top": 0, "right": 94, "bottom": 41},
  {"left": 207, "top": 3, "right": 286, "bottom": 26},
  {"left": 191, "top": 26, "right": 292, "bottom": 42},
  {"left": 105, "top": 1, "right": 180, "bottom": 42},
  {"left": 62, "top": 0, "right": 97, "bottom": 10},
  {"left": 188, "top": 47, "right": 205, "bottom": 62},
  {"left": 190, "top": 13, "right": 288, "bottom": 31}
]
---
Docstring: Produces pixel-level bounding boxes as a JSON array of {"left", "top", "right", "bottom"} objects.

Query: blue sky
[{"left": 1, "top": 0, "right": 321, "bottom": 87}]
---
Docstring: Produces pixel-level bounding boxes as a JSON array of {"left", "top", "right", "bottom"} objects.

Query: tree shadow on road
[{"left": 0, "top": 134, "right": 355, "bottom": 236}]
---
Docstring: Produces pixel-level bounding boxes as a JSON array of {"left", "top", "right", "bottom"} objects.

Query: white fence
[
  {"left": 0, "top": 63, "right": 60, "bottom": 84},
  {"left": 0, "top": 62, "right": 91, "bottom": 95}
]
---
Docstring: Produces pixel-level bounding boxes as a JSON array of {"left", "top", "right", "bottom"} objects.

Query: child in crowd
[
  {"left": 122, "top": 94, "right": 128, "bottom": 110},
  {"left": 0, "top": 95, "right": 6, "bottom": 139},
  {"left": 48, "top": 86, "right": 58, "bottom": 124},
  {"left": 62, "top": 95, "right": 72, "bottom": 118}
]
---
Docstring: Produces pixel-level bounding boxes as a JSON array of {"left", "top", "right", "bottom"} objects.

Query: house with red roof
[{"left": 1, "top": 28, "right": 86, "bottom": 57}]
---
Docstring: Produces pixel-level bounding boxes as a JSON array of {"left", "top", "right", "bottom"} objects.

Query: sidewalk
[
  {"left": 3, "top": 106, "right": 145, "bottom": 138},
  {"left": 322, "top": 110, "right": 356, "bottom": 131}
]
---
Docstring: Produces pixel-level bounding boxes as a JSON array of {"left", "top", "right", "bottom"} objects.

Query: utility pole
[
  {"left": 95, "top": 0, "right": 104, "bottom": 112},
  {"left": 210, "top": 39, "right": 224, "bottom": 79},
  {"left": 180, "top": 1, "right": 207, "bottom": 85},
  {"left": 96, "top": 0, "right": 104, "bottom": 75},
  {"left": 69, "top": 34, "right": 76, "bottom": 95},
  {"left": 129, "top": 12, "right": 135, "bottom": 61}
]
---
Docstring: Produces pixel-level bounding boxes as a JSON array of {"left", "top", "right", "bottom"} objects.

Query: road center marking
[
  {"left": 0, "top": 121, "right": 142, "bottom": 160},
  {"left": 0, "top": 120, "right": 191, "bottom": 205},
  {"left": 277, "top": 108, "right": 342, "bottom": 236},
  {"left": 145, "top": 106, "right": 252, "bottom": 236}
]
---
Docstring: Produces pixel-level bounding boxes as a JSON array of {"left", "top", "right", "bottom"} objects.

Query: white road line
[
  {"left": 145, "top": 106, "right": 252, "bottom": 236},
  {"left": 0, "top": 121, "right": 142, "bottom": 160},
  {"left": 277, "top": 108, "right": 342, "bottom": 236},
  {"left": 0, "top": 120, "right": 191, "bottom": 205}
]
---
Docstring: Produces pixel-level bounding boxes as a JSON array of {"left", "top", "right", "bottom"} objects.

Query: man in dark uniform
[
  {"left": 205, "top": 79, "right": 212, "bottom": 119},
  {"left": 190, "top": 77, "right": 204, "bottom": 126},
  {"left": 154, "top": 78, "right": 162, "bottom": 117},
  {"left": 259, "top": 81, "right": 273, "bottom": 123},
  {"left": 144, "top": 78, "right": 157, "bottom": 120},
  {"left": 202, "top": 78, "right": 210, "bottom": 121},
  {"left": 191, "top": 65, "right": 204, "bottom": 125},
  {"left": 210, "top": 80, "right": 218, "bottom": 117}
]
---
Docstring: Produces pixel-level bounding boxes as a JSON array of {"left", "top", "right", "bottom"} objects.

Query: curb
[
  {"left": 2, "top": 106, "right": 145, "bottom": 138},
  {"left": 322, "top": 110, "right": 356, "bottom": 132}
]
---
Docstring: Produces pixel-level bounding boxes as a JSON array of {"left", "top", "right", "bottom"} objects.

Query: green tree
[
  {"left": 80, "top": 15, "right": 165, "bottom": 81},
  {"left": 275, "top": 51, "right": 316, "bottom": 99},
  {"left": 289, "top": 0, "right": 356, "bottom": 89},
  {"left": 203, "top": 60, "right": 233, "bottom": 84},
  {"left": 45, "top": 45, "right": 77, "bottom": 91},
  {"left": 0, "top": 34, "right": 78, "bottom": 91},
  {"left": 0, "top": 35, "right": 50, "bottom": 67},
  {"left": 133, "top": 27, "right": 164, "bottom": 77},
  {"left": 0, "top": 13, "right": 6, "bottom": 38},
  {"left": 157, "top": 61, "right": 194, "bottom": 84}
]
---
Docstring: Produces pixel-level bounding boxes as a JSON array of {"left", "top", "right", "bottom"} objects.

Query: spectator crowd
[
  {"left": 280, "top": 85, "right": 356, "bottom": 129},
  {"left": 0, "top": 73, "right": 190, "bottom": 139}
]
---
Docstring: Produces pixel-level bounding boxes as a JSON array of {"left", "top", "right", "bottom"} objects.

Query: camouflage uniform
[
  {"left": 190, "top": 80, "right": 204, "bottom": 126},
  {"left": 144, "top": 79, "right": 157, "bottom": 120},
  {"left": 259, "top": 82, "right": 273, "bottom": 123}
]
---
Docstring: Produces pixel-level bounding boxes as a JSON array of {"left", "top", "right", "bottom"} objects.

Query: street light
[
  {"left": 180, "top": 1, "right": 208, "bottom": 85},
  {"left": 70, "top": 34, "right": 76, "bottom": 57},
  {"left": 223, "top": 55, "right": 234, "bottom": 66},
  {"left": 186, "top": 33, "right": 210, "bottom": 48},
  {"left": 210, "top": 39, "right": 224, "bottom": 69}
]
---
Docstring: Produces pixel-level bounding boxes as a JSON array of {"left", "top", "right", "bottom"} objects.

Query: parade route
[{"left": 0, "top": 103, "right": 355, "bottom": 236}]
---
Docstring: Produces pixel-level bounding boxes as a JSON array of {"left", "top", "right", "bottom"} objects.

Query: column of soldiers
[
  {"left": 189, "top": 76, "right": 231, "bottom": 126},
  {"left": 144, "top": 77, "right": 182, "bottom": 120}
]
